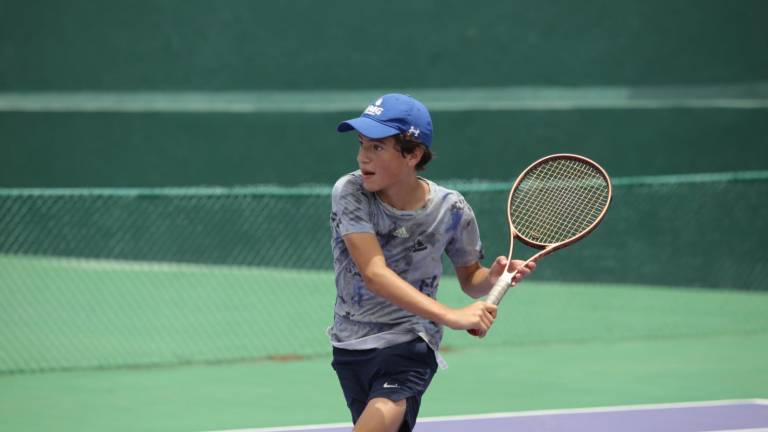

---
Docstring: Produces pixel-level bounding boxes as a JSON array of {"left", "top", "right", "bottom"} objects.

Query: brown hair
[{"left": 395, "top": 135, "right": 433, "bottom": 171}]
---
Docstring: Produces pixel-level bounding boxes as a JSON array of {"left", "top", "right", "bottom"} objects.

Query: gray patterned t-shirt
[{"left": 328, "top": 171, "right": 484, "bottom": 354}]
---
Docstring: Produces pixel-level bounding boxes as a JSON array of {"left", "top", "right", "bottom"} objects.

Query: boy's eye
[{"left": 373, "top": 144, "right": 384, "bottom": 151}]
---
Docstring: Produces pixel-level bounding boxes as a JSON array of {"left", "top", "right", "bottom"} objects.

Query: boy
[{"left": 329, "top": 93, "right": 535, "bottom": 432}]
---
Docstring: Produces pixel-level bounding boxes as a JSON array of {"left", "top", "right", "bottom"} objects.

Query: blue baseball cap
[{"left": 337, "top": 93, "right": 433, "bottom": 147}]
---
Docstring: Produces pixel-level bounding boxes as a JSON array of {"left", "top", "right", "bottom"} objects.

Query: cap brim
[{"left": 336, "top": 117, "right": 400, "bottom": 139}]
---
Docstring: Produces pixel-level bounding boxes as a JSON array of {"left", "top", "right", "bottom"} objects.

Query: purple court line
[{"left": 215, "top": 400, "right": 768, "bottom": 432}]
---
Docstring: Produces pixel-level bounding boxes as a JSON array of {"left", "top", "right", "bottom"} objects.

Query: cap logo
[
  {"left": 364, "top": 100, "right": 384, "bottom": 116},
  {"left": 406, "top": 126, "right": 421, "bottom": 139}
]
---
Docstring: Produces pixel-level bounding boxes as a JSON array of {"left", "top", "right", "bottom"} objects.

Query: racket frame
[{"left": 486, "top": 153, "right": 612, "bottom": 306}]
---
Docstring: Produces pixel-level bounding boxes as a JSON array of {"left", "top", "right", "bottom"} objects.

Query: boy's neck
[{"left": 377, "top": 176, "right": 429, "bottom": 211}]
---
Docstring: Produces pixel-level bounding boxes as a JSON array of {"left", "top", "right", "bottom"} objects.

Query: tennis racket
[{"left": 486, "top": 153, "right": 612, "bottom": 306}]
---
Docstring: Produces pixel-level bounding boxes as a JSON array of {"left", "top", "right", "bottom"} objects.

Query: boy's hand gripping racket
[{"left": 486, "top": 154, "right": 612, "bottom": 306}]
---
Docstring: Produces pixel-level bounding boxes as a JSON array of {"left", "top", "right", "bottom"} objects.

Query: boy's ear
[{"left": 407, "top": 145, "right": 425, "bottom": 167}]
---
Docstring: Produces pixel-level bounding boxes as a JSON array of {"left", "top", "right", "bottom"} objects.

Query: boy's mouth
[{"left": 361, "top": 169, "right": 375, "bottom": 178}]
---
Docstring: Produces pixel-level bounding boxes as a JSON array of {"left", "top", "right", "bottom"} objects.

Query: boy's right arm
[{"left": 343, "top": 232, "right": 497, "bottom": 333}]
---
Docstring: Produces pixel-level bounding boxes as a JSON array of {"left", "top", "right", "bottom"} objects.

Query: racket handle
[{"left": 486, "top": 270, "right": 517, "bottom": 305}]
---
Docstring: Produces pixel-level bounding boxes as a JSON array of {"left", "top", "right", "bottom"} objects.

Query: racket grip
[{"left": 486, "top": 270, "right": 516, "bottom": 305}]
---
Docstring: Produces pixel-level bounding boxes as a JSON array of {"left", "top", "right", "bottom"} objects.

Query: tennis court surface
[{"left": 213, "top": 400, "right": 768, "bottom": 432}]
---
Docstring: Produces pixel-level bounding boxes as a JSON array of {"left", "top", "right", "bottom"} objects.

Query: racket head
[{"left": 506, "top": 154, "right": 612, "bottom": 252}]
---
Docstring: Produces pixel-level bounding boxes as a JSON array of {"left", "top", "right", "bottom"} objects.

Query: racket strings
[
  {"left": 516, "top": 160, "right": 607, "bottom": 241},
  {"left": 514, "top": 171, "right": 601, "bottom": 242},
  {"left": 521, "top": 161, "right": 607, "bottom": 238},
  {"left": 510, "top": 158, "right": 609, "bottom": 244}
]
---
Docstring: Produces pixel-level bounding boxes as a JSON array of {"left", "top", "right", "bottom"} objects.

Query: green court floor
[
  {"left": 1, "top": 256, "right": 767, "bottom": 431},
  {"left": 1, "top": 332, "right": 766, "bottom": 431}
]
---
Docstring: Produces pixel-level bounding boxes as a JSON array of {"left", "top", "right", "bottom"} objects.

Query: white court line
[
  {"left": 207, "top": 399, "right": 768, "bottom": 432},
  {"left": 415, "top": 398, "right": 768, "bottom": 423},
  {"left": 214, "top": 424, "right": 352, "bottom": 432},
  {"left": 701, "top": 429, "right": 768, "bottom": 432}
]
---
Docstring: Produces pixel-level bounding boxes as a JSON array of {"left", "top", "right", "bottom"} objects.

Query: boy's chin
[{"left": 361, "top": 182, "right": 381, "bottom": 193}]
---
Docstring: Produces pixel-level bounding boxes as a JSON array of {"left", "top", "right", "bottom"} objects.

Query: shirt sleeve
[
  {"left": 331, "top": 174, "right": 376, "bottom": 237},
  {"left": 444, "top": 194, "right": 484, "bottom": 267}
]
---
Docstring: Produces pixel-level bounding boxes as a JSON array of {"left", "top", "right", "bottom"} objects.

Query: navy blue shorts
[{"left": 331, "top": 338, "right": 438, "bottom": 432}]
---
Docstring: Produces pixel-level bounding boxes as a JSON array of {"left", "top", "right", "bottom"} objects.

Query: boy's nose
[{"left": 357, "top": 148, "right": 370, "bottom": 164}]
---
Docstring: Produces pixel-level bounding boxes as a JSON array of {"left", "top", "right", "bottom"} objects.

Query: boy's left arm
[{"left": 455, "top": 257, "right": 536, "bottom": 299}]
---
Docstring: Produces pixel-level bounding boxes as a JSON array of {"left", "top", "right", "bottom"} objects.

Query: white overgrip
[{"left": 485, "top": 270, "right": 517, "bottom": 305}]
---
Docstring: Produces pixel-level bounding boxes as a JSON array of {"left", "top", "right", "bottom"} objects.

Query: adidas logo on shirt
[{"left": 392, "top": 226, "right": 409, "bottom": 238}]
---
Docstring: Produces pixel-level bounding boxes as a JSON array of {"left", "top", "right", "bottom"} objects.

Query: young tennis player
[{"left": 329, "top": 93, "right": 535, "bottom": 432}]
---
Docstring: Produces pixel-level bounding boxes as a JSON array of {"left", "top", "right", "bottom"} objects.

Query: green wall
[
  {"left": 2, "top": 0, "right": 767, "bottom": 90},
  {"left": 2, "top": 109, "right": 767, "bottom": 187},
  {"left": 1, "top": 1, "right": 767, "bottom": 291},
  {"left": 1, "top": 0, "right": 767, "bottom": 187}
]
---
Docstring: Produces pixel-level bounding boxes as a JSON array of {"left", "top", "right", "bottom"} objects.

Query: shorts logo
[{"left": 383, "top": 382, "right": 400, "bottom": 388}]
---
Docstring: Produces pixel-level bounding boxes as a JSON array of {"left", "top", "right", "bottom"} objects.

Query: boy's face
[{"left": 356, "top": 134, "right": 418, "bottom": 192}]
